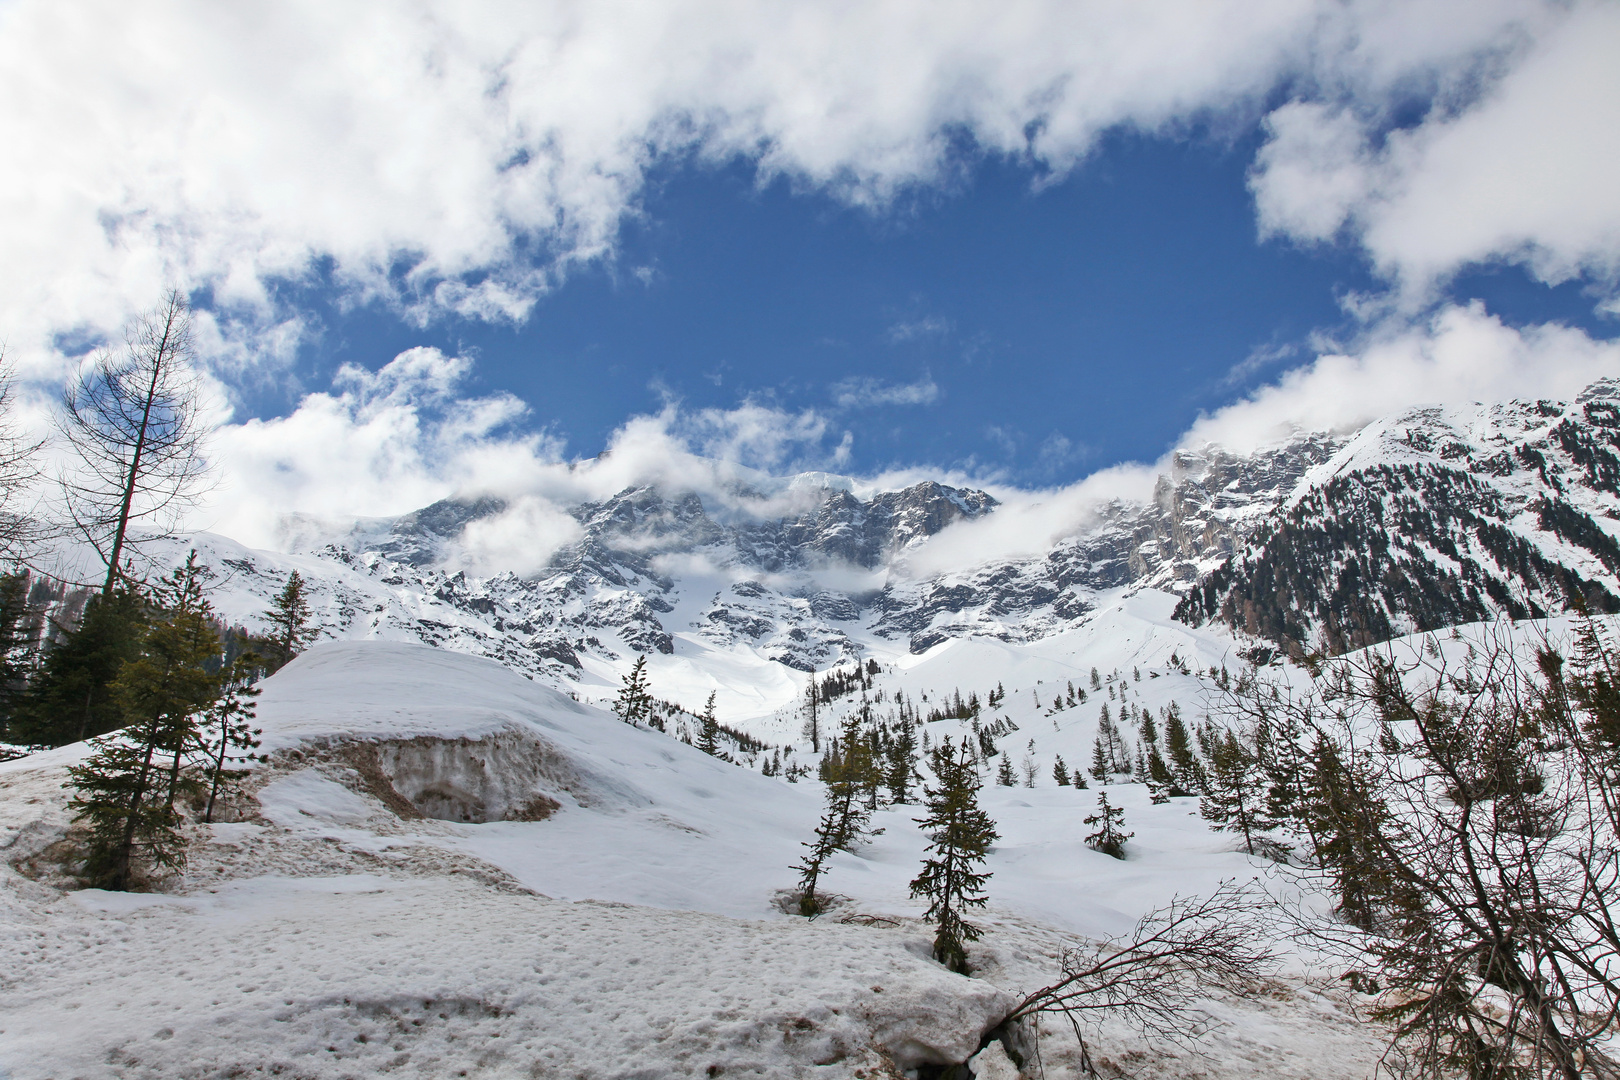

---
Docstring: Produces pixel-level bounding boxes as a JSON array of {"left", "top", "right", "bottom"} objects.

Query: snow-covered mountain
[{"left": 31, "top": 379, "right": 1620, "bottom": 730}]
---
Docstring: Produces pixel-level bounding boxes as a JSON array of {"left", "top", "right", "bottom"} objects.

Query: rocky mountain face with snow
[
  {"left": 1177, "top": 380, "right": 1620, "bottom": 655},
  {"left": 75, "top": 379, "right": 1620, "bottom": 681}
]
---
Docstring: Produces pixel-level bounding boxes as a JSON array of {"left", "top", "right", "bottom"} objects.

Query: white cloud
[
  {"left": 1182, "top": 303, "right": 1620, "bottom": 453},
  {"left": 830, "top": 375, "right": 941, "bottom": 409},
  {"left": 1251, "top": 1, "right": 1620, "bottom": 300},
  {"left": 0, "top": 0, "right": 1580, "bottom": 381}
]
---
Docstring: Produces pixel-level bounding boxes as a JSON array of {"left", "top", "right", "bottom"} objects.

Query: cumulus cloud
[
  {"left": 1250, "top": 1, "right": 1620, "bottom": 300},
  {"left": 1182, "top": 303, "right": 1620, "bottom": 453},
  {"left": 201, "top": 348, "right": 859, "bottom": 550},
  {"left": 0, "top": 0, "right": 1581, "bottom": 381}
]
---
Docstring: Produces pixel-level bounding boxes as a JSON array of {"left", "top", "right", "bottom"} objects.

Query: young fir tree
[
  {"left": 199, "top": 663, "right": 263, "bottom": 823},
  {"left": 1199, "top": 729, "right": 1269, "bottom": 853},
  {"left": 909, "top": 737, "right": 999, "bottom": 974},
  {"left": 1071, "top": 765, "right": 1089, "bottom": 789},
  {"left": 66, "top": 554, "right": 233, "bottom": 890},
  {"left": 885, "top": 720, "right": 918, "bottom": 803},
  {"left": 995, "top": 754, "right": 1017, "bottom": 786},
  {"left": 696, "top": 691, "right": 722, "bottom": 757},
  {"left": 795, "top": 714, "right": 873, "bottom": 916},
  {"left": 614, "top": 655, "right": 654, "bottom": 727},
  {"left": 1052, "top": 754, "right": 1071, "bottom": 785},
  {"left": 10, "top": 587, "right": 145, "bottom": 747},
  {"left": 1089, "top": 736, "right": 1110, "bottom": 783},
  {"left": 1162, "top": 703, "right": 1206, "bottom": 795},
  {"left": 262, "top": 570, "right": 317, "bottom": 672},
  {"left": 1084, "top": 791, "right": 1132, "bottom": 859},
  {"left": 0, "top": 572, "right": 37, "bottom": 737}
]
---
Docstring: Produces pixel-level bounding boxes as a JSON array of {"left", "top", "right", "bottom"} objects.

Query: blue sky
[
  {"left": 266, "top": 129, "right": 1608, "bottom": 486},
  {"left": 4, "top": 1, "right": 1619, "bottom": 541}
]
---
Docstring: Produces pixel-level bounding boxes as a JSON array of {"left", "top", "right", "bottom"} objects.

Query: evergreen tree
[
  {"left": 794, "top": 714, "right": 873, "bottom": 916},
  {"left": 910, "top": 737, "right": 999, "bottom": 974},
  {"left": 0, "top": 572, "right": 38, "bottom": 735},
  {"left": 885, "top": 720, "right": 918, "bottom": 803},
  {"left": 614, "top": 655, "right": 654, "bottom": 727},
  {"left": 262, "top": 570, "right": 317, "bottom": 671},
  {"left": 199, "top": 666, "right": 262, "bottom": 823},
  {"left": 1052, "top": 754, "right": 1070, "bottom": 785},
  {"left": 67, "top": 553, "right": 231, "bottom": 889},
  {"left": 1199, "top": 729, "right": 1269, "bottom": 853},
  {"left": 1084, "top": 791, "right": 1132, "bottom": 859},
  {"left": 1071, "top": 765, "right": 1089, "bottom": 789},
  {"left": 995, "top": 755, "right": 1016, "bottom": 786},
  {"left": 10, "top": 587, "right": 145, "bottom": 746},
  {"left": 696, "top": 691, "right": 721, "bottom": 757},
  {"left": 1089, "top": 736, "right": 1110, "bottom": 782},
  {"left": 1162, "top": 704, "right": 1207, "bottom": 795}
]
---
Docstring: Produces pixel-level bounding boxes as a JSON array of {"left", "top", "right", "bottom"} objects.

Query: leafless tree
[
  {"left": 997, "top": 880, "right": 1278, "bottom": 1075},
  {"left": 58, "top": 291, "right": 210, "bottom": 594},
  {"left": 0, "top": 354, "right": 46, "bottom": 563},
  {"left": 1221, "top": 627, "right": 1620, "bottom": 1079}
]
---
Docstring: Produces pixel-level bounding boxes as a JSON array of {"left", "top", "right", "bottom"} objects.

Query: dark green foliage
[
  {"left": 262, "top": 570, "right": 317, "bottom": 671},
  {"left": 1198, "top": 729, "right": 1270, "bottom": 853},
  {"left": 614, "top": 655, "right": 654, "bottom": 727},
  {"left": 995, "top": 755, "right": 1016, "bottom": 786},
  {"left": 1084, "top": 791, "right": 1131, "bottom": 859},
  {"left": 66, "top": 554, "right": 244, "bottom": 890},
  {"left": 910, "top": 737, "right": 998, "bottom": 974},
  {"left": 1052, "top": 754, "right": 1070, "bottom": 785},
  {"left": 696, "top": 691, "right": 721, "bottom": 757},
  {"left": 9, "top": 587, "right": 144, "bottom": 747},
  {"left": 1175, "top": 461, "right": 1620, "bottom": 657},
  {"left": 885, "top": 720, "right": 917, "bottom": 803},
  {"left": 0, "top": 572, "right": 39, "bottom": 734},
  {"left": 795, "top": 714, "right": 873, "bottom": 916}
]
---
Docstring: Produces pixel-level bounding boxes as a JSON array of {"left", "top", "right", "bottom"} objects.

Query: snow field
[{"left": 0, "top": 639, "right": 1394, "bottom": 1078}]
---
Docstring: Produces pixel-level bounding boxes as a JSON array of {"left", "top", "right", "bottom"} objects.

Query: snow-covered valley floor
[{"left": 0, "top": 643, "right": 1389, "bottom": 1079}]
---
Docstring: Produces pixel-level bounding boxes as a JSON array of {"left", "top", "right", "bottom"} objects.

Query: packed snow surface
[{"left": 0, "top": 641, "right": 1393, "bottom": 1078}]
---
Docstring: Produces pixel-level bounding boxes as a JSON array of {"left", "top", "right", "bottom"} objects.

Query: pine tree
[
  {"left": 910, "top": 737, "right": 999, "bottom": 974},
  {"left": 1053, "top": 754, "right": 1070, "bottom": 785},
  {"left": 199, "top": 668, "right": 262, "bottom": 823},
  {"left": 794, "top": 714, "right": 873, "bottom": 916},
  {"left": 66, "top": 553, "right": 232, "bottom": 889},
  {"left": 996, "top": 755, "right": 1016, "bottom": 786},
  {"left": 1071, "top": 765, "right": 1089, "bottom": 789},
  {"left": 1089, "top": 736, "right": 1110, "bottom": 782},
  {"left": 614, "top": 655, "right": 653, "bottom": 727},
  {"left": 886, "top": 720, "right": 918, "bottom": 803},
  {"left": 696, "top": 691, "right": 721, "bottom": 757},
  {"left": 1084, "top": 791, "right": 1132, "bottom": 859},
  {"left": 0, "top": 572, "right": 38, "bottom": 735},
  {"left": 10, "top": 587, "right": 145, "bottom": 747},
  {"left": 262, "top": 570, "right": 317, "bottom": 671},
  {"left": 1162, "top": 704, "right": 1207, "bottom": 795},
  {"left": 1199, "top": 729, "right": 1268, "bottom": 853}
]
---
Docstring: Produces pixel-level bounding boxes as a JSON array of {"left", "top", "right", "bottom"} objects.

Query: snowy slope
[{"left": 0, "top": 639, "right": 1396, "bottom": 1079}]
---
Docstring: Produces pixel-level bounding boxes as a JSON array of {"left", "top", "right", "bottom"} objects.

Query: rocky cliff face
[
  {"left": 63, "top": 382, "right": 1620, "bottom": 683},
  {"left": 1176, "top": 380, "right": 1620, "bottom": 655}
]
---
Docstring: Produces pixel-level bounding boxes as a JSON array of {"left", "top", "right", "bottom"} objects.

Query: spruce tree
[
  {"left": 1089, "top": 736, "right": 1110, "bottom": 782},
  {"left": 1084, "top": 791, "right": 1132, "bottom": 859},
  {"left": 909, "top": 737, "right": 999, "bottom": 974},
  {"left": 10, "top": 587, "right": 145, "bottom": 746},
  {"left": 996, "top": 754, "right": 1016, "bottom": 786},
  {"left": 1053, "top": 754, "right": 1070, "bottom": 785},
  {"left": 0, "top": 572, "right": 37, "bottom": 736},
  {"left": 262, "top": 570, "right": 317, "bottom": 671},
  {"left": 885, "top": 720, "right": 918, "bottom": 803},
  {"left": 67, "top": 554, "right": 231, "bottom": 889},
  {"left": 696, "top": 691, "right": 721, "bottom": 757},
  {"left": 794, "top": 714, "right": 873, "bottom": 916},
  {"left": 614, "top": 655, "right": 653, "bottom": 727},
  {"left": 1199, "top": 729, "right": 1268, "bottom": 853},
  {"left": 1162, "top": 703, "right": 1207, "bottom": 795}
]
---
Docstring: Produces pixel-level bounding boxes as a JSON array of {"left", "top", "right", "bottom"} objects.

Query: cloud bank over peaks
[{"left": 203, "top": 349, "right": 863, "bottom": 559}]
